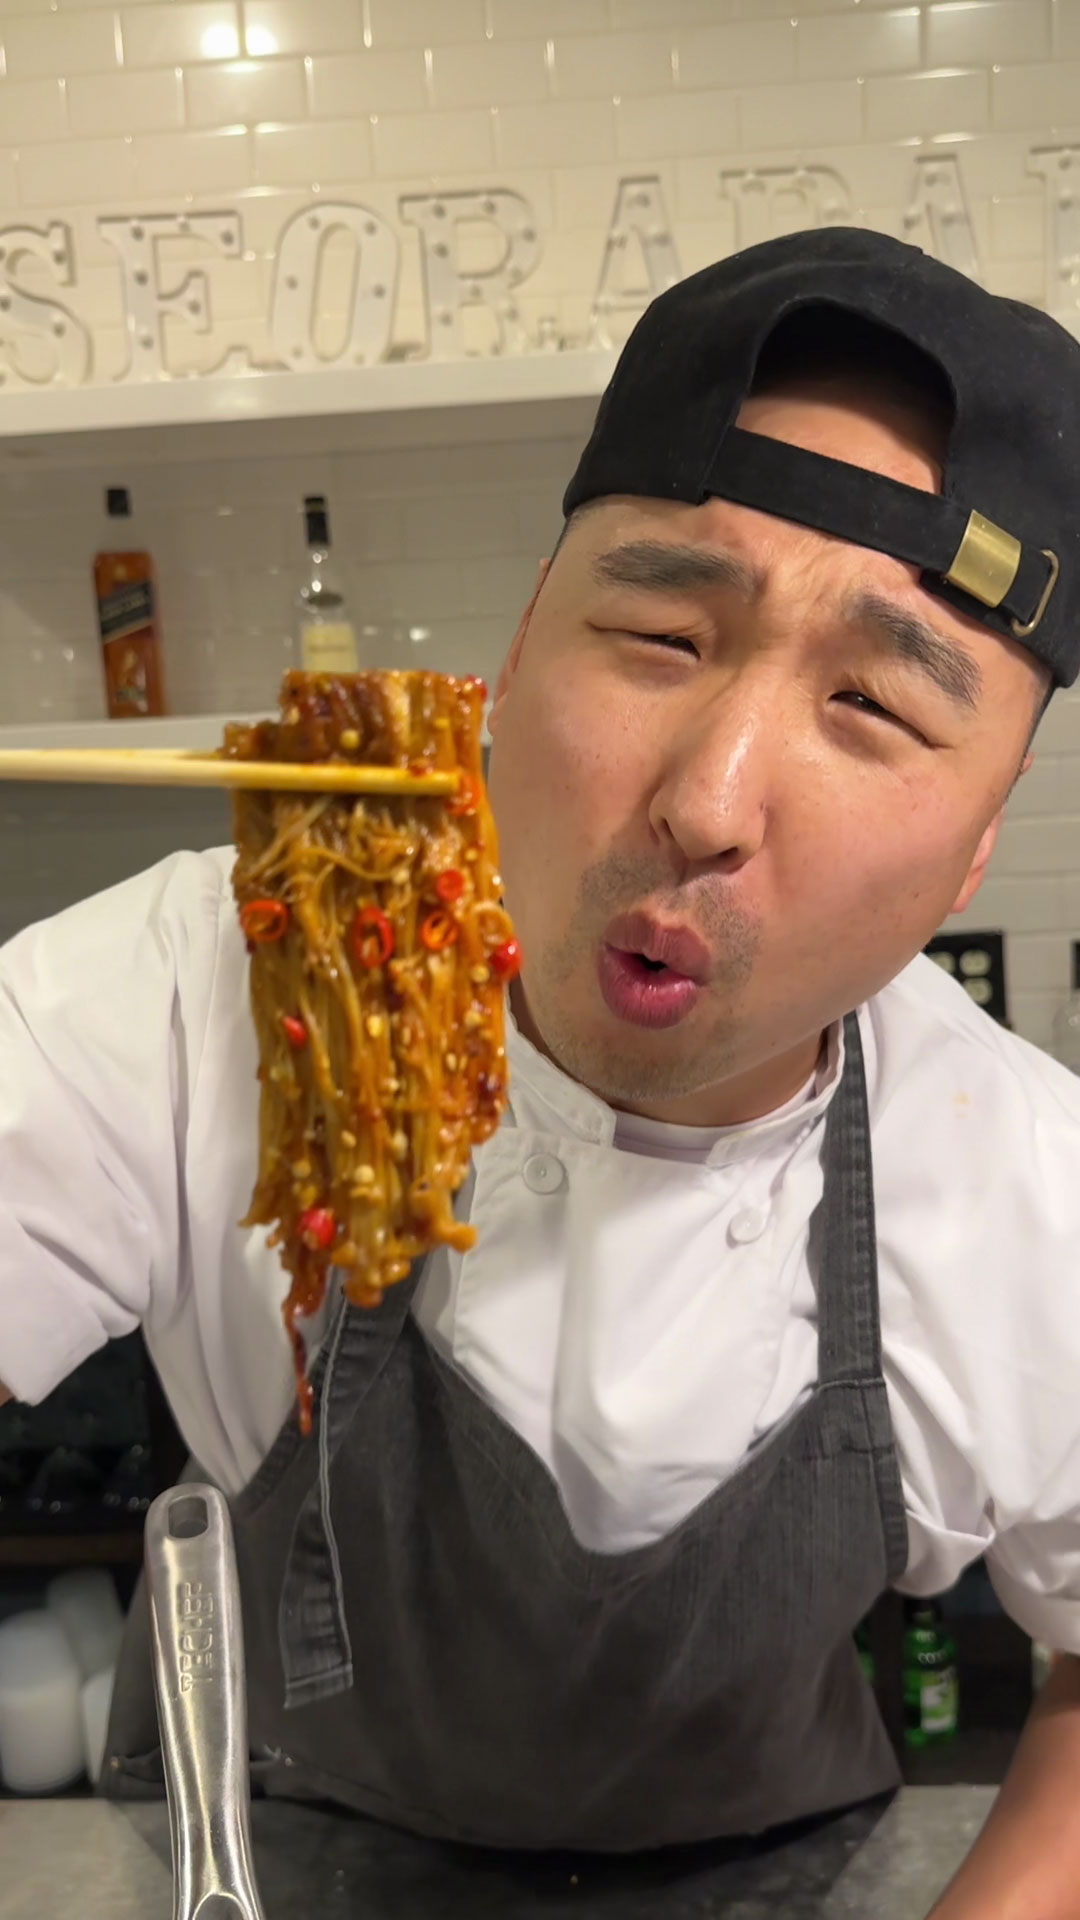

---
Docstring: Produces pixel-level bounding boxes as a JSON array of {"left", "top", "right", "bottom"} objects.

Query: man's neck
[
  {"left": 609, "top": 1034, "right": 827, "bottom": 1129},
  {"left": 511, "top": 987, "right": 828, "bottom": 1130}
]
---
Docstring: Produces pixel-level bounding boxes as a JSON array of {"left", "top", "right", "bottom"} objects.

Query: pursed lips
[{"left": 602, "top": 911, "right": 712, "bottom": 983}]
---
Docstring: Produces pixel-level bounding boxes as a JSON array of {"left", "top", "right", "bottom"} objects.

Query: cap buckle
[
  {"left": 945, "top": 510, "right": 1060, "bottom": 640},
  {"left": 1010, "top": 548, "right": 1060, "bottom": 639},
  {"left": 945, "top": 510, "right": 1022, "bottom": 610}
]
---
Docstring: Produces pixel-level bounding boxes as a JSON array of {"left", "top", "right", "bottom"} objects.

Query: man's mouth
[
  {"left": 604, "top": 911, "right": 712, "bottom": 982},
  {"left": 596, "top": 912, "right": 710, "bottom": 1029}
]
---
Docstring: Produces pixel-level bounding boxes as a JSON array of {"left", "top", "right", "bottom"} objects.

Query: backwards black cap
[{"left": 563, "top": 227, "right": 1080, "bottom": 690}]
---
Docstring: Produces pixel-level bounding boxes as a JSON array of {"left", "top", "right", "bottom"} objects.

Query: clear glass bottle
[
  {"left": 294, "top": 495, "right": 359, "bottom": 674},
  {"left": 1051, "top": 941, "right": 1080, "bottom": 1074}
]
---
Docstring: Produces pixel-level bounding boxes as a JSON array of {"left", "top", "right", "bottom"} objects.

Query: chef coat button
[
  {"left": 729, "top": 1207, "right": 768, "bottom": 1245},
  {"left": 523, "top": 1152, "right": 565, "bottom": 1194}
]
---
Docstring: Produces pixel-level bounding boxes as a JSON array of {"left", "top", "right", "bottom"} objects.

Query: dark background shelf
[
  {"left": 868, "top": 1581, "right": 1034, "bottom": 1786},
  {"left": 0, "top": 1332, "right": 185, "bottom": 1584}
]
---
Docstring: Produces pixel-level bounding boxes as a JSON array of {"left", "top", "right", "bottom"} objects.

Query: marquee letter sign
[
  {"left": 0, "top": 151, "right": 1067, "bottom": 394},
  {"left": 590, "top": 176, "right": 681, "bottom": 349},
  {"left": 1028, "top": 147, "right": 1080, "bottom": 315},
  {"left": 269, "top": 202, "right": 399, "bottom": 370},
  {"left": 720, "top": 166, "right": 852, "bottom": 250},
  {"left": 399, "top": 189, "right": 540, "bottom": 358},
  {"left": 902, "top": 156, "right": 981, "bottom": 284},
  {"left": 98, "top": 211, "right": 242, "bottom": 383},
  {"left": 0, "top": 222, "right": 91, "bottom": 388}
]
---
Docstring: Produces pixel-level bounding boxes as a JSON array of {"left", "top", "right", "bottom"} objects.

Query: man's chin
[{"left": 520, "top": 997, "right": 724, "bottom": 1109}]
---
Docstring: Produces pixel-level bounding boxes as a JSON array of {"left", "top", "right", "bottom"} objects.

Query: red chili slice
[
  {"left": 281, "top": 1014, "right": 308, "bottom": 1049},
  {"left": 298, "top": 1207, "right": 336, "bottom": 1252},
  {"left": 490, "top": 937, "right": 522, "bottom": 980},
  {"left": 434, "top": 869, "right": 466, "bottom": 904},
  {"left": 420, "top": 910, "right": 459, "bottom": 952},
  {"left": 240, "top": 898, "right": 290, "bottom": 943},
  {"left": 351, "top": 905, "right": 394, "bottom": 968}
]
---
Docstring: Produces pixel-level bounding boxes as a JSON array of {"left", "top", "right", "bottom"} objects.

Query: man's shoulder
[
  {"left": 868, "top": 957, "right": 1080, "bottom": 1488},
  {"left": 0, "top": 844, "right": 240, "bottom": 1000},
  {"left": 867, "top": 948, "right": 1080, "bottom": 1151}
]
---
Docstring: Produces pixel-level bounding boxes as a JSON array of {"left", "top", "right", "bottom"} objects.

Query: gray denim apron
[{"left": 103, "top": 1009, "right": 908, "bottom": 1848}]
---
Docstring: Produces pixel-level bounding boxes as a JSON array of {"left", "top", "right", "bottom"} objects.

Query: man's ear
[
  {"left": 952, "top": 734, "right": 1039, "bottom": 915},
  {"left": 949, "top": 806, "right": 1006, "bottom": 916},
  {"left": 488, "top": 559, "right": 549, "bottom": 735}
]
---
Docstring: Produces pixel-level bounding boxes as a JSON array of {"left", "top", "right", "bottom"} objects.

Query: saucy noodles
[{"left": 224, "top": 670, "right": 517, "bottom": 1431}]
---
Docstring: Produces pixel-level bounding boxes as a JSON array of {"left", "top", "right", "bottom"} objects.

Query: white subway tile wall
[
  {"left": 796, "top": 8, "right": 922, "bottom": 82},
  {"left": 677, "top": 19, "right": 797, "bottom": 88},
  {"left": 992, "top": 58, "right": 1080, "bottom": 130},
  {"left": 119, "top": 4, "right": 240, "bottom": 71},
  {"left": 66, "top": 67, "right": 187, "bottom": 138},
  {"left": 925, "top": 0, "right": 1053, "bottom": 67},
  {"left": 307, "top": 48, "right": 429, "bottom": 117},
  {"left": 430, "top": 40, "right": 550, "bottom": 110},
  {"left": 0, "top": 75, "right": 68, "bottom": 143},
  {"left": 183, "top": 55, "right": 308, "bottom": 128},
  {"left": 3, "top": 8, "right": 119, "bottom": 79},
  {"left": 0, "top": 0, "right": 1079, "bottom": 1043},
  {"left": 243, "top": 0, "right": 365, "bottom": 57}
]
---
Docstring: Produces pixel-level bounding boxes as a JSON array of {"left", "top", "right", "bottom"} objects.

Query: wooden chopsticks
[{"left": 0, "top": 748, "right": 460, "bottom": 796}]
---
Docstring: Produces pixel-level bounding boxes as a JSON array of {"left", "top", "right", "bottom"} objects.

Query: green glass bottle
[{"left": 903, "top": 1603, "right": 959, "bottom": 1747}]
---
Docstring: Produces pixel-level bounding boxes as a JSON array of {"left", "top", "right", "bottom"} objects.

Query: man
[{"left": 1, "top": 228, "right": 1079, "bottom": 1917}]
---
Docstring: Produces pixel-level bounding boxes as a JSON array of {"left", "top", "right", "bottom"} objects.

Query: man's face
[{"left": 486, "top": 379, "right": 1045, "bottom": 1124}]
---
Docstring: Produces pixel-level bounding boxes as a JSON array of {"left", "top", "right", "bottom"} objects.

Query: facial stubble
[{"left": 517, "top": 851, "right": 762, "bottom": 1107}]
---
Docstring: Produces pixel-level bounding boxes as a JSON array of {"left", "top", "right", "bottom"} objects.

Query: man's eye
[
  {"left": 835, "top": 690, "right": 927, "bottom": 743},
  {"left": 836, "top": 690, "right": 902, "bottom": 726},
  {"left": 630, "top": 632, "right": 700, "bottom": 658}
]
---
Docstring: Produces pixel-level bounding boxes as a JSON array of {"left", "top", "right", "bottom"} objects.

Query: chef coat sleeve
[
  {"left": 0, "top": 849, "right": 228, "bottom": 1405},
  {"left": 985, "top": 1433, "right": 1080, "bottom": 1657}
]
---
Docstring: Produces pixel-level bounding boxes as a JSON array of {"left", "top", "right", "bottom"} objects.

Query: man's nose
[{"left": 647, "top": 688, "right": 782, "bottom": 871}]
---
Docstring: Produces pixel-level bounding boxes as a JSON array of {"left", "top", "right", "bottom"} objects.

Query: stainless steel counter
[{"left": 0, "top": 1787, "right": 994, "bottom": 1918}]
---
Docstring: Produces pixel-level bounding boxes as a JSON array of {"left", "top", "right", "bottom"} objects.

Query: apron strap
[
  {"left": 815, "top": 1009, "right": 884, "bottom": 1389},
  {"left": 278, "top": 1269, "right": 421, "bottom": 1709},
  {"left": 811, "top": 1010, "right": 909, "bottom": 1582}
]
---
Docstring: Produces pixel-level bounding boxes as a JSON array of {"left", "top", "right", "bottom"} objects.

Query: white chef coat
[{"left": 1, "top": 846, "right": 1079, "bottom": 1654}]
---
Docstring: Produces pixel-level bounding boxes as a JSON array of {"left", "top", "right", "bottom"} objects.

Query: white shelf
[
  {"left": 0, "top": 351, "right": 616, "bottom": 467},
  {"left": 0, "top": 713, "right": 258, "bottom": 751},
  {"left": 0, "top": 703, "right": 492, "bottom": 752}
]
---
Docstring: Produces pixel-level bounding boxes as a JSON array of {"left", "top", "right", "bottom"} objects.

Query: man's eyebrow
[
  {"left": 588, "top": 551, "right": 984, "bottom": 711},
  {"left": 846, "top": 589, "right": 983, "bottom": 713},
  {"left": 590, "top": 540, "right": 763, "bottom": 599}
]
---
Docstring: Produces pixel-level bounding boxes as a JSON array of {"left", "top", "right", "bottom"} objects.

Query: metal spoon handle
[{"left": 144, "top": 1483, "right": 268, "bottom": 1920}]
